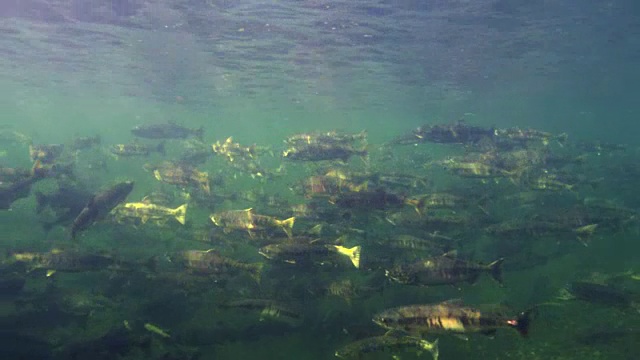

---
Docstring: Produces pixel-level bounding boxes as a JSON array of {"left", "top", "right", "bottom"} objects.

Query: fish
[
  {"left": 258, "top": 242, "right": 361, "bottom": 269},
  {"left": 0, "top": 129, "right": 32, "bottom": 144},
  {"left": 71, "top": 181, "right": 134, "bottom": 239},
  {"left": 110, "top": 142, "right": 165, "bottom": 157},
  {"left": 221, "top": 299, "right": 303, "bottom": 325},
  {"left": 170, "top": 249, "right": 263, "bottom": 283},
  {"left": 210, "top": 208, "right": 295, "bottom": 238},
  {"left": 373, "top": 300, "right": 533, "bottom": 337},
  {"left": 335, "top": 335, "right": 439, "bottom": 360},
  {"left": 29, "top": 144, "right": 65, "bottom": 164},
  {"left": 285, "top": 130, "right": 367, "bottom": 146},
  {"left": 0, "top": 166, "right": 32, "bottom": 183},
  {"left": 212, "top": 136, "right": 262, "bottom": 162},
  {"left": 565, "top": 281, "right": 639, "bottom": 309},
  {"left": 144, "top": 323, "right": 171, "bottom": 338},
  {"left": 283, "top": 143, "right": 367, "bottom": 162},
  {"left": 386, "top": 254, "right": 504, "bottom": 286},
  {"left": 5, "top": 249, "right": 117, "bottom": 276},
  {"left": 333, "top": 188, "right": 408, "bottom": 210},
  {"left": 0, "top": 173, "right": 43, "bottom": 210},
  {"left": 150, "top": 161, "right": 210, "bottom": 194},
  {"left": 131, "top": 122, "right": 203, "bottom": 140},
  {"left": 70, "top": 135, "right": 101, "bottom": 151},
  {"left": 36, "top": 182, "right": 94, "bottom": 233},
  {"left": 113, "top": 201, "right": 187, "bottom": 225}
]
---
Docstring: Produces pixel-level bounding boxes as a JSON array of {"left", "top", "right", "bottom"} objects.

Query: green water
[{"left": 2, "top": 1, "right": 640, "bottom": 359}]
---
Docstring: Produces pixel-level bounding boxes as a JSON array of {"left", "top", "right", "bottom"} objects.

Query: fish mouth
[{"left": 372, "top": 318, "right": 387, "bottom": 328}]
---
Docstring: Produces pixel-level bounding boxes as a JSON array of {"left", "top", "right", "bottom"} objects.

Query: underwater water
[{"left": 1, "top": 0, "right": 640, "bottom": 359}]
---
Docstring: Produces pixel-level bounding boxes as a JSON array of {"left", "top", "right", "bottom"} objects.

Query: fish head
[
  {"left": 372, "top": 311, "right": 395, "bottom": 330},
  {"left": 258, "top": 245, "right": 278, "bottom": 259},
  {"left": 385, "top": 268, "right": 410, "bottom": 284}
]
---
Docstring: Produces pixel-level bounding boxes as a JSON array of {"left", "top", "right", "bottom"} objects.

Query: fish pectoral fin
[
  {"left": 442, "top": 298, "right": 464, "bottom": 306},
  {"left": 480, "top": 329, "right": 497, "bottom": 338},
  {"left": 46, "top": 269, "right": 56, "bottom": 277},
  {"left": 453, "top": 334, "right": 469, "bottom": 341},
  {"left": 441, "top": 250, "right": 458, "bottom": 258}
]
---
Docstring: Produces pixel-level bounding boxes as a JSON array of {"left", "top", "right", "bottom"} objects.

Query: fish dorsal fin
[
  {"left": 384, "top": 329, "right": 409, "bottom": 338},
  {"left": 441, "top": 250, "right": 458, "bottom": 258},
  {"left": 442, "top": 298, "right": 464, "bottom": 306},
  {"left": 140, "top": 196, "right": 152, "bottom": 204}
]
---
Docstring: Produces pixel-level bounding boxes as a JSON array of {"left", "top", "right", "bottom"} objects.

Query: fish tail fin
[
  {"left": 334, "top": 245, "right": 361, "bottom": 269},
  {"left": 250, "top": 262, "right": 264, "bottom": 284},
  {"left": 511, "top": 308, "right": 535, "bottom": 337},
  {"left": 487, "top": 258, "right": 505, "bottom": 285},
  {"left": 157, "top": 142, "right": 166, "bottom": 155},
  {"left": 42, "top": 222, "right": 55, "bottom": 234},
  {"left": 278, "top": 217, "right": 295, "bottom": 237},
  {"left": 357, "top": 129, "right": 368, "bottom": 141},
  {"left": 35, "top": 191, "right": 47, "bottom": 213},
  {"left": 405, "top": 198, "right": 422, "bottom": 216},
  {"left": 200, "top": 175, "right": 210, "bottom": 194},
  {"left": 173, "top": 203, "right": 188, "bottom": 225},
  {"left": 145, "top": 256, "right": 158, "bottom": 273},
  {"left": 359, "top": 147, "right": 369, "bottom": 165},
  {"left": 419, "top": 338, "right": 439, "bottom": 360},
  {"left": 31, "top": 160, "right": 45, "bottom": 178},
  {"left": 195, "top": 126, "right": 205, "bottom": 140}
]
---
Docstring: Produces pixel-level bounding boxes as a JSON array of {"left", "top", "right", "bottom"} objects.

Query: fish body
[
  {"left": 144, "top": 323, "right": 171, "bottom": 338},
  {"left": 212, "top": 137, "right": 263, "bottom": 162},
  {"left": 172, "top": 249, "right": 262, "bottom": 282},
  {"left": 495, "top": 127, "right": 566, "bottom": 146},
  {"left": 333, "top": 188, "right": 406, "bottom": 210},
  {"left": 222, "top": 299, "right": 303, "bottom": 325},
  {"left": 259, "top": 243, "right": 361, "bottom": 268},
  {"left": 406, "top": 193, "right": 463, "bottom": 214},
  {"left": 335, "top": 335, "right": 438, "bottom": 360},
  {"left": 0, "top": 174, "right": 42, "bottom": 210},
  {"left": 151, "top": 162, "right": 210, "bottom": 193},
  {"left": 70, "top": 135, "right": 101, "bottom": 151},
  {"left": 379, "top": 234, "right": 449, "bottom": 253},
  {"left": 110, "top": 142, "right": 165, "bottom": 157},
  {"left": 0, "top": 129, "right": 31, "bottom": 144},
  {"left": 567, "top": 281, "right": 636, "bottom": 309},
  {"left": 29, "top": 144, "right": 65, "bottom": 163},
  {"left": 285, "top": 130, "right": 367, "bottom": 146},
  {"left": 113, "top": 201, "right": 187, "bottom": 225},
  {"left": 7, "top": 249, "right": 116, "bottom": 274},
  {"left": 36, "top": 183, "right": 93, "bottom": 232},
  {"left": 298, "top": 175, "right": 367, "bottom": 198},
  {"left": 0, "top": 166, "right": 32, "bottom": 183},
  {"left": 283, "top": 143, "right": 367, "bottom": 162},
  {"left": 132, "top": 123, "right": 203, "bottom": 140},
  {"left": 441, "top": 159, "right": 512, "bottom": 178},
  {"left": 386, "top": 255, "right": 504, "bottom": 286},
  {"left": 210, "top": 208, "right": 294, "bottom": 237},
  {"left": 71, "top": 181, "right": 134, "bottom": 239},
  {"left": 373, "top": 301, "right": 532, "bottom": 337}
]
